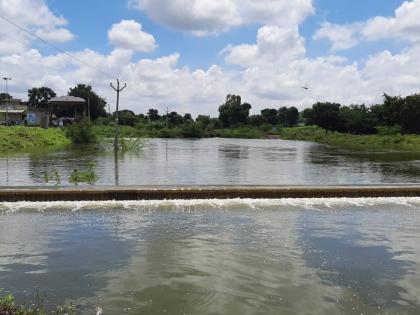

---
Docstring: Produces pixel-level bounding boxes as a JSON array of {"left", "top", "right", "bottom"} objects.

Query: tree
[
  {"left": 115, "top": 110, "right": 137, "bottom": 126},
  {"left": 278, "top": 107, "right": 288, "bottom": 126},
  {"left": 302, "top": 108, "right": 314, "bottom": 125},
  {"left": 196, "top": 115, "right": 211, "bottom": 128},
  {"left": 218, "top": 94, "right": 251, "bottom": 127},
  {"left": 27, "top": 87, "right": 56, "bottom": 109},
  {"left": 147, "top": 109, "right": 160, "bottom": 121},
  {"left": 311, "top": 102, "right": 343, "bottom": 133},
  {"left": 400, "top": 94, "right": 420, "bottom": 134},
  {"left": 167, "top": 111, "right": 183, "bottom": 126},
  {"left": 339, "top": 105, "right": 376, "bottom": 134},
  {"left": 261, "top": 108, "right": 278, "bottom": 125},
  {"left": 249, "top": 114, "right": 266, "bottom": 126},
  {"left": 184, "top": 113, "right": 193, "bottom": 122},
  {"left": 0, "top": 93, "right": 12, "bottom": 102},
  {"left": 382, "top": 94, "right": 404, "bottom": 126},
  {"left": 68, "top": 84, "right": 107, "bottom": 120},
  {"left": 286, "top": 107, "right": 299, "bottom": 126}
]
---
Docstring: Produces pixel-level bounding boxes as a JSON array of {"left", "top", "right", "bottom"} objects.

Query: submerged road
[{"left": 1, "top": 185, "right": 420, "bottom": 202}]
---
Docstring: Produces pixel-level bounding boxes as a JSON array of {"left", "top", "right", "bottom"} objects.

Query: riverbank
[
  {"left": 92, "top": 125, "right": 269, "bottom": 139},
  {"left": 0, "top": 126, "right": 71, "bottom": 152},
  {"left": 279, "top": 126, "right": 420, "bottom": 151}
]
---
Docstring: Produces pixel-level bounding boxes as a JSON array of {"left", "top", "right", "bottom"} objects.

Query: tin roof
[{"left": 49, "top": 96, "right": 86, "bottom": 103}]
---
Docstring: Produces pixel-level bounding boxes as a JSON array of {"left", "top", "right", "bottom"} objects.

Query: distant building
[
  {"left": 0, "top": 99, "right": 27, "bottom": 123},
  {"left": 26, "top": 107, "right": 49, "bottom": 128}
]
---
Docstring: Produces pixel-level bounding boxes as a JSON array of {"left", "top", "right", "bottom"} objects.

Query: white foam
[{"left": 1, "top": 197, "right": 420, "bottom": 214}]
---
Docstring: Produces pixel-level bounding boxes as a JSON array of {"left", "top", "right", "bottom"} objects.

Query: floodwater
[
  {"left": 1, "top": 198, "right": 420, "bottom": 314},
  {"left": 0, "top": 138, "right": 420, "bottom": 186}
]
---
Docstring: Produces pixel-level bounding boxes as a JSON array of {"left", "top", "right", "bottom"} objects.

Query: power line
[{"left": 0, "top": 14, "right": 113, "bottom": 79}]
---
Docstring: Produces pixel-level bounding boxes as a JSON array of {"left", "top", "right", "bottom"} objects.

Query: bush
[
  {"left": 181, "top": 122, "right": 204, "bottom": 138},
  {"left": 65, "top": 120, "right": 97, "bottom": 144}
]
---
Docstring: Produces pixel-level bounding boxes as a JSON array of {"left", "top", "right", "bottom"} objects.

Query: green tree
[
  {"left": 249, "top": 114, "right": 266, "bottom": 126},
  {"left": 115, "top": 110, "right": 137, "bottom": 126},
  {"left": 339, "top": 105, "right": 376, "bottom": 134},
  {"left": 27, "top": 87, "right": 56, "bottom": 109},
  {"left": 400, "top": 94, "right": 420, "bottom": 134},
  {"left": 0, "top": 93, "right": 12, "bottom": 102},
  {"left": 147, "top": 109, "right": 160, "bottom": 121},
  {"left": 311, "top": 102, "right": 343, "bottom": 133},
  {"left": 196, "top": 115, "right": 211, "bottom": 128},
  {"left": 261, "top": 108, "right": 278, "bottom": 125},
  {"left": 68, "top": 84, "right": 107, "bottom": 120},
  {"left": 286, "top": 107, "right": 299, "bottom": 126},
  {"left": 218, "top": 94, "right": 251, "bottom": 127},
  {"left": 302, "top": 108, "right": 314, "bottom": 125}
]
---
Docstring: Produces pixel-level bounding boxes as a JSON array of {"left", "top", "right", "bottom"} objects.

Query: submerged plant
[
  {"left": 119, "top": 137, "right": 144, "bottom": 152},
  {"left": 69, "top": 161, "right": 98, "bottom": 185},
  {"left": 42, "top": 170, "right": 61, "bottom": 186}
]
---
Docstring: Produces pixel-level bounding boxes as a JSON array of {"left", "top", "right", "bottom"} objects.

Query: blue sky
[
  {"left": 1, "top": 0, "right": 420, "bottom": 115},
  {"left": 46, "top": 0, "right": 405, "bottom": 68}
]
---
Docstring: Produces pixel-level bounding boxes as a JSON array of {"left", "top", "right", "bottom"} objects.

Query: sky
[{"left": 1, "top": 0, "right": 420, "bottom": 116}]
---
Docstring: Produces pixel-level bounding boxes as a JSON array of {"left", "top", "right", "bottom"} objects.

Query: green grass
[
  {"left": 92, "top": 125, "right": 272, "bottom": 139},
  {"left": 280, "top": 126, "right": 420, "bottom": 151},
  {"left": 0, "top": 126, "right": 71, "bottom": 152}
]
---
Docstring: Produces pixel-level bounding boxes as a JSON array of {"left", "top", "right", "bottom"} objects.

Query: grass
[
  {"left": 92, "top": 124, "right": 272, "bottom": 139},
  {"left": 279, "top": 126, "right": 420, "bottom": 151},
  {"left": 0, "top": 126, "right": 71, "bottom": 152}
]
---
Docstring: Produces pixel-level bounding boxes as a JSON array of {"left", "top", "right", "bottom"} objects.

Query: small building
[
  {"left": 26, "top": 107, "right": 49, "bottom": 128},
  {"left": 0, "top": 99, "right": 27, "bottom": 123}
]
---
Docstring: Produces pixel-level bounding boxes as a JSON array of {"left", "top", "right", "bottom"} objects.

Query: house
[{"left": 0, "top": 99, "right": 27, "bottom": 123}]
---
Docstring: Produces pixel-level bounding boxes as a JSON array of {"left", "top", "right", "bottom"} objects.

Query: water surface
[
  {"left": 1, "top": 138, "right": 420, "bottom": 186},
  {"left": 1, "top": 198, "right": 420, "bottom": 314}
]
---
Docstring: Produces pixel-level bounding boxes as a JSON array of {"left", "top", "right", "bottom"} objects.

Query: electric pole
[
  {"left": 2, "top": 77, "right": 11, "bottom": 123},
  {"left": 87, "top": 88, "right": 91, "bottom": 122},
  {"left": 110, "top": 79, "right": 127, "bottom": 151}
]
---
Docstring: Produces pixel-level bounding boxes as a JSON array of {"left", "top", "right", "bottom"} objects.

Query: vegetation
[
  {"left": 0, "top": 291, "right": 76, "bottom": 315},
  {"left": 0, "top": 126, "right": 70, "bottom": 152},
  {"left": 27, "top": 87, "right": 56, "bottom": 110},
  {"left": 69, "top": 162, "right": 98, "bottom": 185},
  {"left": 280, "top": 126, "right": 420, "bottom": 151},
  {"left": 65, "top": 120, "right": 97, "bottom": 144}
]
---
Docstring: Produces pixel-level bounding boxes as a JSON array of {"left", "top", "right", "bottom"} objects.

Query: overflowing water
[
  {"left": 1, "top": 138, "right": 420, "bottom": 186},
  {"left": 1, "top": 198, "right": 420, "bottom": 314}
]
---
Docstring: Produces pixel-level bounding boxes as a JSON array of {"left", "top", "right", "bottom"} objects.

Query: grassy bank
[
  {"left": 0, "top": 126, "right": 71, "bottom": 152},
  {"left": 92, "top": 125, "right": 271, "bottom": 139},
  {"left": 280, "top": 126, "right": 420, "bottom": 151}
]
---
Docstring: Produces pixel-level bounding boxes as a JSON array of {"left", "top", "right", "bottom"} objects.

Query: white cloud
[
  {"left": 130, "top": 0, "right": 314, "bottom": 36},
  {"left": 108, "top": 20, "right": 157, "bottom": 52},
  {"left": 362, "top": 0, "right": 420, "bottom": 42},
  {"left": 313, "top": 22, "right": 360, "bottom": 51},
  {"left": 0, "top": 0, "right": 74, "bottom": 55},
  {"left": 315, "top": 0, "right": 420, "bottom": 51},
  {"left": 223, "top": 25, "right": 306, "bottom": 67}
]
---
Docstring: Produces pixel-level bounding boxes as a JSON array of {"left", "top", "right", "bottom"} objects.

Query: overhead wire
[{"left": 0, "top": 14, "right": 114, "bottom": 79}]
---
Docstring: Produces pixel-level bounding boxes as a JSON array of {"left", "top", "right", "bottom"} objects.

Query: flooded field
[{"left": 1, "top": 138, "right": 420, "bottom": 187}]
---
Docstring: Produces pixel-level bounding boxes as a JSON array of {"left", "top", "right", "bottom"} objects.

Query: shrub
[
  {"left": 181, "top": 122, "right": 204, "bottom": 138},
  {"left": 65, "top": 120, "right": 97, "bottom": 144}
]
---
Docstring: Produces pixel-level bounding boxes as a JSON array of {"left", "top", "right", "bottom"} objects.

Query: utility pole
[
  {"left": 87, "top": 88, "right": 91, "bottom": 122},
  {"left": 110, "top": 79, "right": 127, "bottom": 151},
  {"left": 165, "top": 107, "right": 169, "bottom": 128},
  {"left": 2, "top": 77, "right": 11, "bottom": 123}
]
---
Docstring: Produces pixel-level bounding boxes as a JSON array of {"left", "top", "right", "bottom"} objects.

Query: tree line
[{"left": 5, "top": 84, "right": 420, "bottom": 135}]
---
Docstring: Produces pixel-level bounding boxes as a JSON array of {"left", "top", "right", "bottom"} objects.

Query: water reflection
[
  {"left": 1, "top": 139, "right": 420, "bottom": 186},
  {"left": 298, "top": 207, "right": 420, "bottom": 314},
  {"left": 1, "top": 202, "right": 420, "bottom": 314}
]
